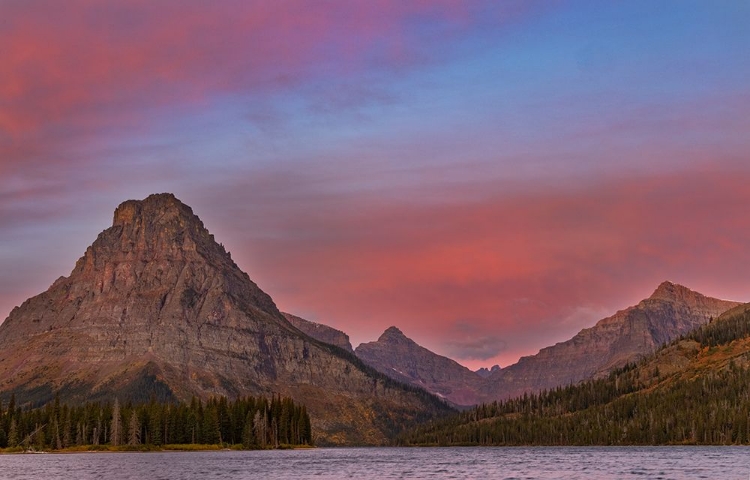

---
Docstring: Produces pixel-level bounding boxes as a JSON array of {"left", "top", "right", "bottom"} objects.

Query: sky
[{"left": 1, "top": 1, "right": 749, "bottom": 370}]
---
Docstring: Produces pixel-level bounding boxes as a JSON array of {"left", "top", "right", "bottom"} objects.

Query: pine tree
[
  {"left": 110, "top": 399, "right": 122, "bottom": 446},
  {"left": 202, "top": 404, "right": 221, "bottom": 445},
  {"left": 62, "top": 409, "right": 72, "bottom": 448},
  {"left": 254, "top": 410, "right": 266, "bottom": 448},
  {"left": 8, "top": 418, "right": 18, "bottom": 447},
  {"left": 148, "top": 403, "right": 162, "bottom": 446},
  {"left": 53, "top": 420, "right": 62, "bottom": 450},
  {"left": 241, "top": 411, "right": 255, "bottom": 448},
  {"left": 128, "top": 410, "right": 141, "bottom": 446}
]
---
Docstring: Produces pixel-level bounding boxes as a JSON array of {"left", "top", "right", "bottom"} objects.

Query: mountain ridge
[
  {"left": 282, "top": 312, "right": 354, "bottom": 353},
  {"left": 482, "top": 280, "right": 740, "bottom": 400}
]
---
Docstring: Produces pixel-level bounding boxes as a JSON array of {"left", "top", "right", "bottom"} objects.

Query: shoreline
[{"left": 0, "top": 444, "right": 316, "bottom": 455}]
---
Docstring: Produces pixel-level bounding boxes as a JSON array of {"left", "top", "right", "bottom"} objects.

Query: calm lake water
[{"left": 0, "top": 447, "right": 749, "bottom": 479}]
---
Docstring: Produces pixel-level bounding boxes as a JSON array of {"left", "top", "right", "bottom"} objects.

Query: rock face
[
  {"left": 475, "top": 365, "right": 501, "bottom": 379},
  {"left": 355, "top": 327, "right": 484, "bottom": 406},
  {"left": 482, "top": 281, "right": 740, "bottom": 400},
  {"left": 282, "top": 313, "right": 354, "bottom": 353},
  {"left": 0, "top": 194, "right": 451, "bottom": 445}
]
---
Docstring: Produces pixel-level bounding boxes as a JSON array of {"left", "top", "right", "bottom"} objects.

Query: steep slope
[
  {"left": 400, "top": 303, "right": 750, "bottom": 446},
  {"left": 282, "top": 313, "right": 354, "bottom": 353},
  {"left": 355, "top": 327, "right": 484, "bottom": 406},
  {"left": 483, "top": 282, "right": 740, "bottom": 400},
  {"left": 0, "top": 193, "right": 452, "bottom": 445}
]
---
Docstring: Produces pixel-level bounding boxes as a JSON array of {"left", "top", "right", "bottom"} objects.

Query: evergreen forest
[
  {"left": 399, "top": 306, "right": 750, "bottom": 446},
  {"left": 0, "top": 394, "right": 312, "bottom": 451}
]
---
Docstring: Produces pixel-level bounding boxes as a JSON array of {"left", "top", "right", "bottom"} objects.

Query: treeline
[
  {"left": 399, "top": 305, "right": 750, "bottom": 446},
  {"left": 0, "top": 394, "right": 312, "bottom": 450},
  {"left": 685, "top": 307, "right": 750, "bottom": 348}
]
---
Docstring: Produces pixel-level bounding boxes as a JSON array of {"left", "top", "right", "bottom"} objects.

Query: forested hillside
[{"left": 400, "top": 305, "right": 750, "bottom": 446}]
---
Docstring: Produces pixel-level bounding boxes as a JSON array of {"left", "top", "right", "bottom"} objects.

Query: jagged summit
[
  {"left": 379, "top": 326, "right": 409, "bottom": 342},
  {"left": 113, "top": 193, "right": 191, "bottom": 226},
  {"left": 104, "top": 192, "right": 225, "bottom": 264},
  {"left": 649, "top": 281, "right": 698, "bottom": 301},
  {"left": 643, "top": 281, "right": 736, "bottom": 314}
]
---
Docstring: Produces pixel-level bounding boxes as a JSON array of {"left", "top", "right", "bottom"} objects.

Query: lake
[{"left": 0, "top": 446, "right": 748, "bottom": 479}]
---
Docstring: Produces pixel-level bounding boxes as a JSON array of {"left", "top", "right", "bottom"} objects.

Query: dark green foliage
[
  {"left": 400, "top": 307, "right": 750, "bottom": 446},
  {"left": 0, "top": 394, "right": 311, "bottom": 450},
  {"left": 686, "top": 308, "right": 750, "bottom": 347}
]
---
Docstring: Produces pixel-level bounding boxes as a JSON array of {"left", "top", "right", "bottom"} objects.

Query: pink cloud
[
  {"left": 204, "top": 166, "right": 750, "bottom": 368},
  {"left": 0, "top": 1, "right": 485, "bottom": 139}
]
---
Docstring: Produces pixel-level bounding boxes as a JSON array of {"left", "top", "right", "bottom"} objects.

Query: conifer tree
[
  {"left": 128, "top": 410, "right": 141, "bottom": 446},
  {"left": 7, "top": 418, "right": 18, "bottom": 448},
  {"left": 254, "top": 410, "right": 266, "bottom": 448},
  {"left": 110, "top": 398, "right": 122, "bottom": 446},
  {"left": 148, "top": 403, "right": 162, "bottom": 445},
  {"left": 241, "top": 411, "right": 255, "bottom": 448}
]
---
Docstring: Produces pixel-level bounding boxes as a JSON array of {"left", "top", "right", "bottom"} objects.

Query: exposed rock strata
[{"left": 282, "top": 313, "right": 354, "bottom": 353}]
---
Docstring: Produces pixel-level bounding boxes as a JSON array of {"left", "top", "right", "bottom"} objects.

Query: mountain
[
  {"left": 482, "top": 281, "right": 740, "bottom": 400},
  {"left": 355, "top": 326, "right": 484, "bottom": 406},
  {"left": 0, "top": 193, "right": 451, "bottom": 445},
  {"left": 282, "top": 313, "right": 354, "bottom": 353},
  {"left": 400, "top": 302, "right": 750, "bottom": 446},
  {"left": 475, "top": 365, "right": 501, "bottom": 378}
]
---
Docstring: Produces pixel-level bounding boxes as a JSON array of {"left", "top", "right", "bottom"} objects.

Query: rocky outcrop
[
  {"left": 355, "top": 327, "right": 485, "bottom": 406},
  {"left": 0, "top": 194, "right": 452, "bottom": 445},
  {"left": 482, "top": 281, "right": 740, "bottom": 400},
  {"left": 475, "top": 365, "right": 501, "bottom": 378},
  {"left": 282, "top": 313, "right": 354, "bottom": 353}
]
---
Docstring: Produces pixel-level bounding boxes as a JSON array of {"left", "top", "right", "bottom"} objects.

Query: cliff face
[
  {"left": 0, "top": 194, "right": 451, "bottom": 445},
  {"left": 483, "top": 281, "right": 740, "bottom": 400},
  {"left": 355, "top": 327, "right": 484, "bottom": 406},
  {"left": 282, "top": 313, "right": 354, "bottom": 353}
]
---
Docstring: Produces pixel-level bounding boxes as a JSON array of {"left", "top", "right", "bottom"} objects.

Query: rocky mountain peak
[
  {"left": 649, "top": 281, "right": 694, "bottom": 301},
  {"left": 644, "top": 281, "right": 735, "bottom": 313},
  {"left": 113, "top": 193, "right": 192, "bottom": 227},
  {"left": 475, "top": 365, "right": 501, "bottom": 379},
  {"left": 73, "top": 193, "right": 231, "bottom": 279},
  {"left": 378, "top": 326, "right": 411, "bottom": 343},
  {"left": 356, "top": 327, "right": 485, "bottom": 406}
]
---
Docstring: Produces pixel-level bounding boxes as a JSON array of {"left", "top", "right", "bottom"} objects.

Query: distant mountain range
[
  {"left": 0, "top": 194, "right": 451, "bottom": 445},
  {"left": 288, "top": 282, "right": 738, "bottom": 405},
  {"left": 399, "top": 302, "right": 750, "bottom": 446},
  {"left": 480, "top": 281, "right": 740, "bottom": 400}
]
